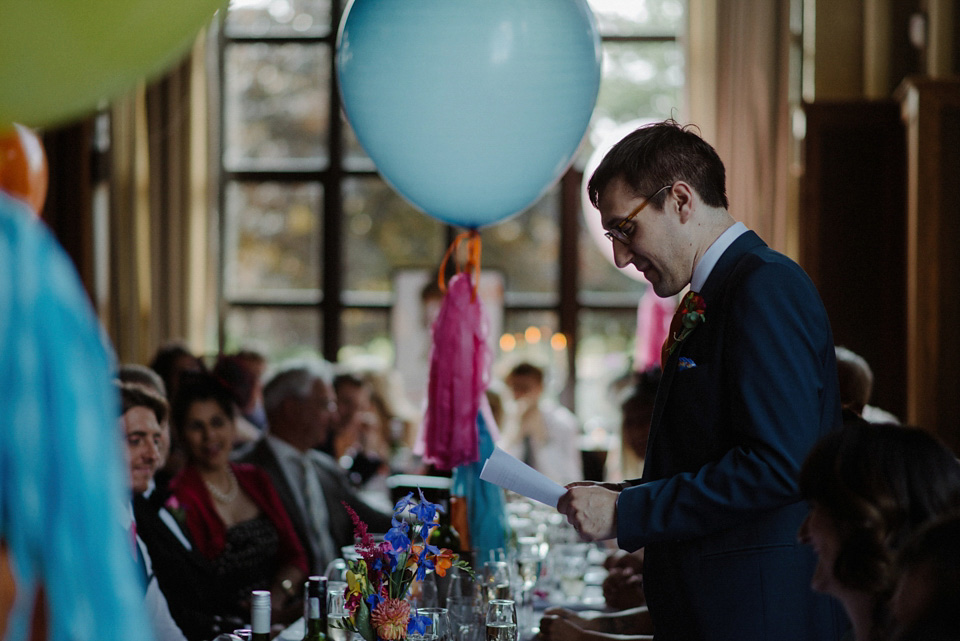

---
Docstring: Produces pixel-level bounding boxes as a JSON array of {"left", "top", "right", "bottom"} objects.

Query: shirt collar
[{"left": 690, "top": 222, "right": 748, "bottom": 292}]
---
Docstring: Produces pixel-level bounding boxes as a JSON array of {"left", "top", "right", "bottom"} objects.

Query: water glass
[
  {"left": 417, "top": 607, "right": 451, "bottom": 641},
  {"left": 327, "top": 581, "right": 350, "bottom": 641},
  {"left": 484, "top": 600, "right": 518, "bottom": 641},
  {"left": 552, "top": 543, "right": 590, "bottom": 600},
  {"left": 407, "top": 607, "right": 447, "bottom": 641}
]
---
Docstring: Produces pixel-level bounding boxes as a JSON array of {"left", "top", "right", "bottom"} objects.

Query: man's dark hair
[
  {"left": 507, "top": 362, "right": 544, "bottom": 385},
  {"left": 169, "top": 371, "right": 235, "bottom": 434},
  {"left": 117, "top": 381, "right": 169, "bottom": 426},
  {"left": 333, "top": 372, "right": 366, "bottom": 393},
  {"left": 587, "top": 119, "right": 728, "bottom": 211},
  {"left": 117, "top": 363, "right": 167, "bottom": 398}
]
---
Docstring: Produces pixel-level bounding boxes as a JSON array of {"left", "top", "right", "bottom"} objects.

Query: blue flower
[
  {"left": 385, "top": 522, "right": 411, "bottom": 552},
  {"left": 407, "top": 613, "right": 430, "bottom": 635},
  {"left": 393, "top": 491, "right": 416, "bottom": 514},
  {"left": 410, "top": 488, "right": 441, "bottom": 525}
]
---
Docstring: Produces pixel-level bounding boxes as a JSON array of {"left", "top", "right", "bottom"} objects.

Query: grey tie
[{"left": 299, "top": 454, "right": 338, "bottom": 572}]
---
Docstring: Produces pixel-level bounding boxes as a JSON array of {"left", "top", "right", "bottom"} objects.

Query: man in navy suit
[{"left": 559, "top": 121, "right": 847, "bottom": 641}]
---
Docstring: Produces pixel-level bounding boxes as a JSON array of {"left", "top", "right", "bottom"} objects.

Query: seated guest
[
  {"left": 333, "top": 372, "right": 389, "bottom": 486},
  {"left": 835, "top": 346, "right": 900, "bottom": 424},
  {"left": 237, "top": 359, "right": 394, "bottom": 576},
  {"left": 121, "top": 370, "right": 226, "bottom": 640},
  {"left": 798, "top": 417, "right": 960, "bottom": 641},
  {"left": 170, "top": 372, "right": 307, "bottom": 627},
  {"left": 617, "top": 366, "right": 660, "bottom": 480},
  {"left": 118, "top": 363, "right": 173, "bottom": 496},
  {"left": 234, "top": 348, "right": 270, "bottom": 432},
  {"left": 211, "top": 353, "right": 265, "bottom": 445},
  {"left": 116, "top": 382, "right": 188, "bottom": 641},
  {"left": 890, "top": 513, "right": 960, "bottom": 641},
  {"left": 150, "top": 341, "right": 206, "bottom": 403},
  {"left": 151, "top": 342, "right": 208, "bottom": 482},
  {"left": 501, "top": 362, "right": 582, "bottom": 486}
]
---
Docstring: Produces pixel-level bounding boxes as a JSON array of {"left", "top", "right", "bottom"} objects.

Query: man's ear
[{"left": 671, "top": 181, "right": 695, "bottom": 223}]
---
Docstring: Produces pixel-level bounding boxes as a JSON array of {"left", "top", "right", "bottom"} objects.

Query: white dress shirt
[
  {"left": 690, "top": 222, "right": 748, "bottom": 293},
  {"left": 126, "top": 502, "right": 188, "bottom": 641}
]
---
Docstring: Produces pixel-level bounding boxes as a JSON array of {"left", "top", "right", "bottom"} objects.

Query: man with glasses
[
  {"left": 237, "top": 360, "right": 392, "bottom": 575},
  {"left": 558, "top": 121, "right": 846, "bottom": 641}
]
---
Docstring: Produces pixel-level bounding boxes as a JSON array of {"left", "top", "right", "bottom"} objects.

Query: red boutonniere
[{"left": 667, "top": 292, "right": 706, "bottom": 356}]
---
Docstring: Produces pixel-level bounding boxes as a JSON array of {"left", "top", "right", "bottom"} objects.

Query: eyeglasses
[{"left": 603, "top": 184, "right": 673, "bottom": 245}]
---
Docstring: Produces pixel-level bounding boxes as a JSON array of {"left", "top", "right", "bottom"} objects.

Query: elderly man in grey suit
[{"left": 237, "top": 359, "right": 393, "bottom": 575}]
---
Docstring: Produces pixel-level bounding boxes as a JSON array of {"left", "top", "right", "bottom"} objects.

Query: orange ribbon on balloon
[
  {"left": 437, "top": 230, "right": 482, "bottom": 300},
  {"left": 0, "top": 123, "right": 48, "bottom": 216}
]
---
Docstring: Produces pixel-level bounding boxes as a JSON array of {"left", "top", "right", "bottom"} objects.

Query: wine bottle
[
  {"left": 428, "top": 498, "right": 462, "bottom": 553},
  {"left": 303, "top": 575, "right": 327, "bottom": 641},
  {"left": 250, "top": 590, "right": 271, "bottom": 641}
]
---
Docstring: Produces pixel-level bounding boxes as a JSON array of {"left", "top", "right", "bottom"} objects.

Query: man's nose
[
  {"left": 613, "top": 241, "right": 633, "bottom": 268},
  {"left": 145, "top": 439, "right": 160, "bottom": 462}
]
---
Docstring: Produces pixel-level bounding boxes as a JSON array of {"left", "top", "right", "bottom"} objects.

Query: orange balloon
[{"left": 0, "top": 123, "right": 48, "bottom": 215}]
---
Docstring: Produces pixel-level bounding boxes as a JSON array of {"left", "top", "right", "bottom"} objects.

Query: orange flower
[{"left": 431, "top": 549, "right": 455, "bottom": 577}]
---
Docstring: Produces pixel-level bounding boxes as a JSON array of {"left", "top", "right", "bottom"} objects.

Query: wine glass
[
  {"left": 513, "top": 537, "right": 543, "bottom": 634},
  {"left": 482, "top": 561, "right": 512, "bottom": 604},
  {"left": 514, "top": 537, "right": 543, "bottom": 594},
  {"left": 484, "top": 599, "right": 518, "bottom": 641}
]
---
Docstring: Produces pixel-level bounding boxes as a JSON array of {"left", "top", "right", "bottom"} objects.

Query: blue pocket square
[{"left": 677, "top": 357, "right": 697, "bottom": 369}]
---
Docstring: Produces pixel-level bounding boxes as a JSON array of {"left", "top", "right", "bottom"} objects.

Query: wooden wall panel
[
  {"left": 899, "top": 77, "right": 960, "bottom": 448},
  {"left": 800, "top": 100, "right": 907, "bottom": 420}
]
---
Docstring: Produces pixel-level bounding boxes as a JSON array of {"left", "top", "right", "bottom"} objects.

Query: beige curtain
[
  {"left": 689, "top": 0, "right": 793, "bottom": 254},
  {"left": 108, "top": 35, "right": 213, "bottom": 365}
]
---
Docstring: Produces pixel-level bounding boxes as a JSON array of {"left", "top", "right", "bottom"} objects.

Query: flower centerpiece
[{"left": 339, "top": 489, "right": 472, "bottom": 641}]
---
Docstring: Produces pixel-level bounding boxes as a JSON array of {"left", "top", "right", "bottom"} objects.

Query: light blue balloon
[{"left": 336, "top": 0, "right": 601, "bottom": 229}]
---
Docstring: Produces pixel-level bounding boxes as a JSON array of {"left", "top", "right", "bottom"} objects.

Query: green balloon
[{"left": 0, "top": 0, "right": 226, "bottom": 128}]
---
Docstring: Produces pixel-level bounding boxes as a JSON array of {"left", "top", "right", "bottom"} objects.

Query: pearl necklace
[{"left": 205, "top": 467, "right": 239, "bottom": 504}]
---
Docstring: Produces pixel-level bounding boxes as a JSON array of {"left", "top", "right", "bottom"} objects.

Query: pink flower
[{"left": 370, "top": 597, "right": 410, "bottom": 641}]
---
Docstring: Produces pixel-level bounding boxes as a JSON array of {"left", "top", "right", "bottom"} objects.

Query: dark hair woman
[
  {"left": 798, "top": 416, "right": 960, "bottom": 641},
  {"left": 169, "top": 372, "right": 307, "bottom": 628}
]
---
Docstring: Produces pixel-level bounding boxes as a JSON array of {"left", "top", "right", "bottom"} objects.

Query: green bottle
[
  {"left": 250, "top": 590, "right": 271, "bottom": 641},
  {"left": 428, "top": 498, "right": 462, "bottom": 553},
  {"left": 302, "top": 575, "right": 327, "bottom": 641}
]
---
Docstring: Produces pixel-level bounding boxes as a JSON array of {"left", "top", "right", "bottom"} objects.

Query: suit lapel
[
  {"left": 642, "top": 231, "right": 766, "bottom": 480},
  {"left": 251, "top": 440, "right": 316, "bottom": 568}
]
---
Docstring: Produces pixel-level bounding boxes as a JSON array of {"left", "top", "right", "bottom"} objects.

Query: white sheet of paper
[{"left": 479, "top": 446, "right": 567, "bottom": 508}]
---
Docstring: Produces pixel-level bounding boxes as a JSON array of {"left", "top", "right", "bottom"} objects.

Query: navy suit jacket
[{"left": 617, "top": 231, "right": 847, "bottom": 641}]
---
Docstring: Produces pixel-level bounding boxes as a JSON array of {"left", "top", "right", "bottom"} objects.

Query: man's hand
[{"left": 557, "top": 485, "right": 620, "bottom": 541}]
